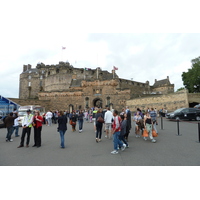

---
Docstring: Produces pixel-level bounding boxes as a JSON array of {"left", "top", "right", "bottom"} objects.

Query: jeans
[
  {"left": 6, "top": 127, "right": 14, "bottom": 140},
  {"left": 113, "top": 131, "right": 124, "bottom": 151},
  {"left": 47, "top": 118, "right": 52, "bottom": 126},
  {"left": 153, "top": 123, "right": 158, "bottom": 133},
  {"left": 59, "top": 130, "right": 66, "bottom": 148},
  {"left": 12, "top": 126, "right": 19, "bottom": 136},
  {"left": 119, "top": 135, "right": 128, "bottom": 146},
  {"left": 78, "top": 119, "right": 83, "bottom": 130},
  {"left": 96, "top": 122, "right": 103, "bottom": 139}
]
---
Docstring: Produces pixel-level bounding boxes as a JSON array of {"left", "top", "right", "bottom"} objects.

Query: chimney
[
  {"left": 155, "top": 79, "right": 157, "bottom": 82},
  {"left": 23, "top": 65, "right": 27, "bottom": 72},
  {"left": 167, "top": 76, "right": 169, "bottom": 80},
  {"left": 27, "top": 64, "right": 31, "bottom": 70}
]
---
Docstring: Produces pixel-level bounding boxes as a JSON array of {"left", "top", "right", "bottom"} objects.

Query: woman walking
[
  {"left": 32, "top": 111, "right": 43, "bottom": 148},
  {"left": 144, "top": 112, "right": 156, "bottom": 143},
  {"left": 58, "top": 111, "right": 68, "bottom": 148},
  {"left": 133, "top": 111, "right": 142, "bottom": 137},
  {"left": 95, "top": 109, "right": 104, "bottom": 143},
  {"left": 78, "top": 110, "right": 84, "bottom": 132},
  {"left": 70, "top": 111, "right": 77, "bottom": 132},
  {"left": 119, "top": 114, "right": 129, "bottom": 147}
]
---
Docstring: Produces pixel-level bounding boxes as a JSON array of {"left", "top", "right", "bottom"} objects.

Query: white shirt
[
  {"left": 104, "top": 110, "right": 113, "bottom": 123},
  {"left": 13, "top": 117, "right": 20, "bottom": 127},
  {"left": 46, "top": 111, "right": 53, "bottom": 119},
  {"left": 22, "top": 114, "right": 33, "bottom": 127}
]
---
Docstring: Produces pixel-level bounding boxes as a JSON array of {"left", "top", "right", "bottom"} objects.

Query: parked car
[
  {"left": 166, "top": 108, "right": 200, "bottom": 121},
  {"left": 194, "top": 104, "right": 200, "bottom": 109}
]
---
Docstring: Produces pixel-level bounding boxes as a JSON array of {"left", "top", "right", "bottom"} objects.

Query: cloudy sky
[{"left": 1, "top": 0, "right": 200, "bottom": 98}]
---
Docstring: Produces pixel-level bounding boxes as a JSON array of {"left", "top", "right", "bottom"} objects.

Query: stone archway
[{"left": 93, "top": 98, "right": 103, "bottom": 108}]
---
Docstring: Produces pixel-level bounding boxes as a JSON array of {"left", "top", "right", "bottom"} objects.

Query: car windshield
[
  {"left": 19, "top": 111, "right": 27, "bottom": 116},
  {"left": 174, "top": 108, "right": 185, "bottom": 113}
]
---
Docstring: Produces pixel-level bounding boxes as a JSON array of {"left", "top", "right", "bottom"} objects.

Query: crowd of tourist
[{"left": 2, "top": 105, "right": 162, "bottom": 154}]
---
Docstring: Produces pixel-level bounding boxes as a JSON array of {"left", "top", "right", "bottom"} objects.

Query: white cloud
[{"left": 1, "top": 1, "right": 200, "bottom": 98}]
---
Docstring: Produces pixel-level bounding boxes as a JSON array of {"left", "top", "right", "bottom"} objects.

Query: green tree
[
  {"left": 176, "top": 87, "right": 185, "bottom": 92},
  {"left": 182, "top": 56, "right": 200, "bottom": 93}
]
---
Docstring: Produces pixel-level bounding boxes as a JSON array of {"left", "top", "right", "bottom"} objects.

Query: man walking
[
  {"left": 5, "top": 112, "right": 15, "bottom": 142},
  {"left": 104, "top": 107, "right": 113, "bottom": 139},
  {"left": 18, "top": 109, "right": 33, "bottom": 148}
]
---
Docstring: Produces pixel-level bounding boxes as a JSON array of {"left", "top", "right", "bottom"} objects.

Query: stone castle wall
[
  {"left": 18, "top": 62, "right": 177, "bottom": 112},
  {"left": 126, "top": 90, "right": 189, "bottom": 112}
]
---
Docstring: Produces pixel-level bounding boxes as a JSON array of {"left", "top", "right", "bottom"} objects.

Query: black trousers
[
  {"left": 35, "top": 126, "right": 42, "bottom": 147},
  {"left": 20, "top": 127, "right": 31, "bottom": 146},
  {"left": 96, "top": 123, "right": 103, "bottom": 139}
]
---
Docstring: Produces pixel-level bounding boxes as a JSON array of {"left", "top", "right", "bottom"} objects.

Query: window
[
  {"left": 28, "top": 75, "right": 31, "bottom": 79},
  {"left": 28, "top": 82, "right": 31, "bottom": 87},
  {"left": 107, "top": 97, "right": 110, "bottom": 105}
]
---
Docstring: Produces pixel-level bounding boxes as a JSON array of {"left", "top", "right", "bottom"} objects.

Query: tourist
[
  {"left": 92, "top": 107, "right": 98, "bottom": 132},
  {"left": 150, "top": 108, "right": 158, "bottom": 134},
  {"left": 46, "top": 110, "right": 53, "bottom": 126},
  {"left": 57, "top": 111, "right": 68, "bottom": 149},
  {"left": 104, "top": 107, "right": 113, "bottom": 139},
  {"left": 133, "top": 111, "right": 142, "bottom": 137},
  {"left": 70, "top": 111, "right": 77, "bottom": 132},
  {"left": 143, "top": 112, "right": 156, "bottom": 143},
  {"left": 119, "top": 114, "right": 129, "bottom": 147},
  {"left": 111, "top": 110, "right": 126, "bottom": 154},
  {"left": 78, "top": 110, "right": 84, "bottom": 132},
  {"left": 124, "top": 106, "right": 132, "bottom": 141},
  {"left": 4, "top": 112, "right": 15, "bottom": 142},
  {"left": 18, "top": 109, "right": 34, "bottom": 148},
  {"left": 12, "top": 112, "right": 20, "bottom": 137},
  {"left": 95, "top": 109, "right": 104, "bottom": 143},
  {"left": 32, "top": 111, "right": 43, "bottom": 148}
]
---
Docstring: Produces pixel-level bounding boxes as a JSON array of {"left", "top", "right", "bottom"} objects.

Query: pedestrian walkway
[{"left": 0, "top": 118, "right": 200, "bottom": 166}]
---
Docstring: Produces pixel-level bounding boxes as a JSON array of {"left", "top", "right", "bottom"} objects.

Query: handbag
[
  {"left": 142, "top": 129, "right": 148, "bottom": 137},
  {"left": 97, "top": 116, "right": 104, "bottom": 123},
  {"left": 152, "top": 129, "right": 158, "bottom": 137}
]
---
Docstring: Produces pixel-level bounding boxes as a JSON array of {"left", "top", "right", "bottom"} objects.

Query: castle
[{"left": 19, "top": 61, "right": 174, "bottom": 112}]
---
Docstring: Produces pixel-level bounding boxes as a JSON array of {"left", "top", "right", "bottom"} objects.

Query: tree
[
  {"left": 182, "top": 56, "right": 200, "bottom": 93},
  {"left": 176, "top": 87, "right": 185, "bottom": 92}
]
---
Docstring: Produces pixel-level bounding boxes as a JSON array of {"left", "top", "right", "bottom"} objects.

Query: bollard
[
  {"left": 196, "top": 123, "right": 200, "bottom": 143},
  {"left": 161, "top": 116, "right": 164, "bottom": 130},
  {"left": 176, "top": 119, "right": 182, "bottom": 136}
]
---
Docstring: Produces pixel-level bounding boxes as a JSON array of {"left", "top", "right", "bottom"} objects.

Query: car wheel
[
  {"left": 196, "top": 116, "right": 200, "bottom": 121},
  {"left": 175, "top": 117, "right": 180, "bottom": 121}
]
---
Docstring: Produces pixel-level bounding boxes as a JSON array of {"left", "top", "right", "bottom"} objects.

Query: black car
[{"left": 166, "top": 108, "right": 200, "bottom": 121}]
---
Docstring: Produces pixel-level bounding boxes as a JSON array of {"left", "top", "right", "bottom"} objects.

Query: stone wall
[
  {"left": 126, "top": 90, "right": 189, "bottom": 112},
  {"left": 188, "top": 93, "right": 200, "bottom": 104}
]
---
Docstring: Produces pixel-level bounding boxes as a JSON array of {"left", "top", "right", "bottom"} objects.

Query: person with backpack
[
  {"left": 95, "top": 109, "right": 104, "bottom": 143},
  {"left": 111, "top": 110, "right": 126, "bottom": 155}
]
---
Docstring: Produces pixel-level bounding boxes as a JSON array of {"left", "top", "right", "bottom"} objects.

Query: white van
[{"left": 18, "top": 105, "right": 45, "bottom": 126}]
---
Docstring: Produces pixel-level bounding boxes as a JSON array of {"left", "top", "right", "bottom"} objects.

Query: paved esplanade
[{"left": 0, "top": 118, "right": 200, "bottom": 166}]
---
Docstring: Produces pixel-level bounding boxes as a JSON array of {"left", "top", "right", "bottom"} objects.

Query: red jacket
[
  {"left": 112, "top": 116, "right": 121, "bottom": 133},
  {"left": 33, "top": 116, "right": 43, "bottom": 128}
]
